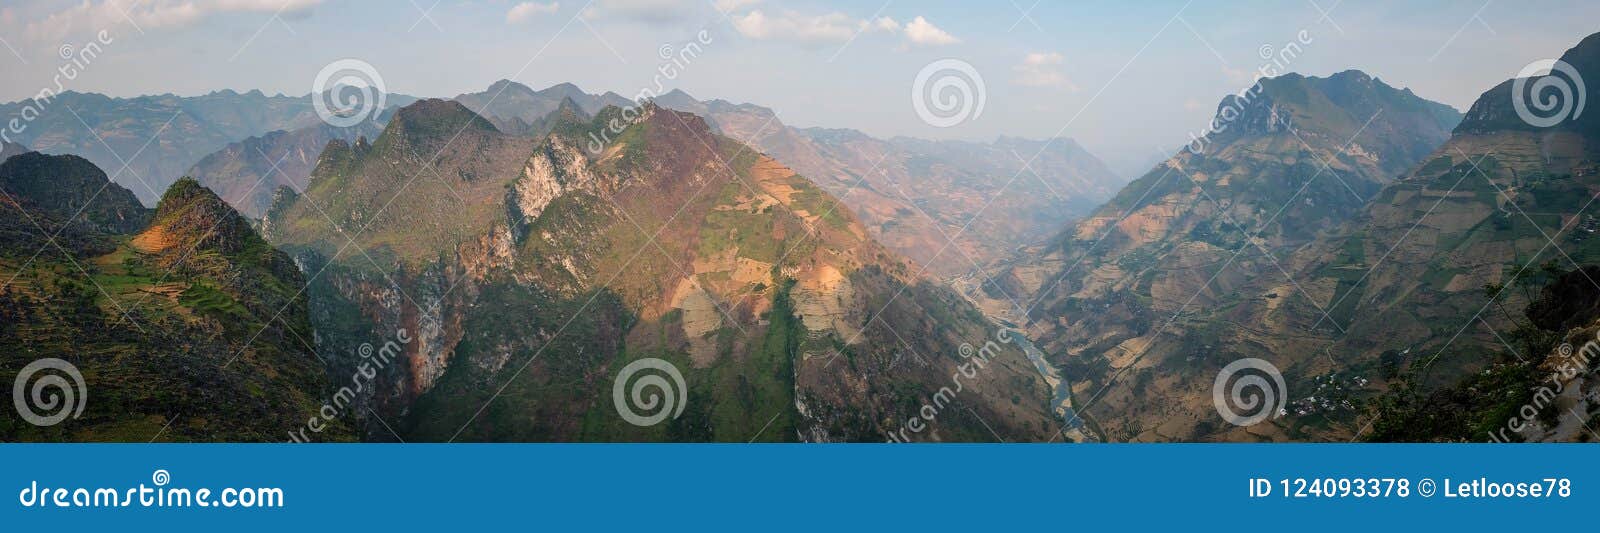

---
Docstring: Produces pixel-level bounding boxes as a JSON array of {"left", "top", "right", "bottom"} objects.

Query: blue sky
[{"left": 2, "top": 0, "right": 1598, "bottom": 176}]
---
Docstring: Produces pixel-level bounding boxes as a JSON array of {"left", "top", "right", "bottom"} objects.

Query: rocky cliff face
[
  {"left": 457, "top": 84, "right": 1122, "bottom": 280},
  {"left": 266, "top": 99, "right": 1057, "bottom": 442}
]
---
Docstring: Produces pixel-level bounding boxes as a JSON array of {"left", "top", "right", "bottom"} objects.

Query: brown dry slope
[
  {"left": 1026, "top": 34, "right": 1600, "bottom": 443},
  {"left": 639, "top": 89, "right": 1123, "bottom": 279},
  {"left": 1009, "top": 70, "right": 1467, "bottom": 441}
]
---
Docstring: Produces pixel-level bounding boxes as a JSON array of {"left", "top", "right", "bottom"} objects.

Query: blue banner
[{"left": 1, "top": 444, "right": 1593, "bottom": 531}]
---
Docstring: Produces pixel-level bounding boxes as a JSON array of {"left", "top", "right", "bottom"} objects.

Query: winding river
[{"left": 995, "top": 319, "right": 1081, "bottom": 430}]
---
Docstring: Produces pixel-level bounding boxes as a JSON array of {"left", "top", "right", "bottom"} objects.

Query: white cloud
[
  {"left": 862, "top": 16, "right": 898, "bottom": 33},
  {"left": 1013, "top": 51, "right": 1077, "bottom": 90},
  {"left": 714, "top": 0, "right": 761, "bottom": 12},
  {"left": 642, "top": 5, "right": 940, "bottom": 51},
  {"left": 730, "top": 11, "right": 947, "bottom": 50},
  {"left": 582, "top": 0, "right": 690, "bottom": 24},
  {"left": 903, "top": 16, "right": 957, "bottom": 46},
  {"left": 506, "top": 2, "right": 560, "bottom": 24},
  {"left": 20, "top": 0, "right": 323, "bottom": 44},
  {"left": 731, "top": 10, "right": 858, "bottom": 45}
]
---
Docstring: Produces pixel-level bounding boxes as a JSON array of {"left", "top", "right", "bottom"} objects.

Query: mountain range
[
  {"left": 6, "top": 31, "right": 1600, "bottom": 443},
  {"left": 650, "top": 88, "right": 1123, "bottom": 279},
  {"left": 1, "top": 152, "right": 335, "bottom": 441},
  {"left": 999, "top": 35, "right": 1600, "bottom": 442},
  {"left": 260, "top": 98, "right": 1055, "bottom": 441},
  {"left": 123, "top": 80, "right": 1124, "bottom": 278},
  {"left": 453, "top": 82, "right": 1125, "bottom": 280},
  {"left": 1, "top": 90, "right": 324, "bottom": 205}
]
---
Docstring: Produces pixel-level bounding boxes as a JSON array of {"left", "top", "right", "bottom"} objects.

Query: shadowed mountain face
[
  {"left": 0, "top": 141, "right": 25, "bottom": 163},
  {"left": 1, "top": 152, "right": 145, "bottom": 259},
  {"left": 264, "top": 99, "right": 1057, "bottom": 442},
  {"left": 998, "top": 70, "right": 1467, "bottom": 441},
  {"left": 0, "top": 154, "right": 337, "bottom": 441},
  {"left": 1, "top": 152, "right": 149, "bottom": 236}
]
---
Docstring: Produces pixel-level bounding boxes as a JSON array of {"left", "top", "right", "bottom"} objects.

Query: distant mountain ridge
[
  {"left": 453, "top": 80, "right": 631, "bottom": 135},
  {"left": 0, "top": 89, "right": 418, "bottom": 206},
  {"left": 413, "top": 80, "right": 1125, "bottom": 278},
  {"left": 29, "top": 80, "right": 1119, "bottom": 282},
  {"left": 647, "top": 86, "right": 1123, "bottom": 279},
  {"left": 185, "top": 120, "right": 384, "bottom": 219}
]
